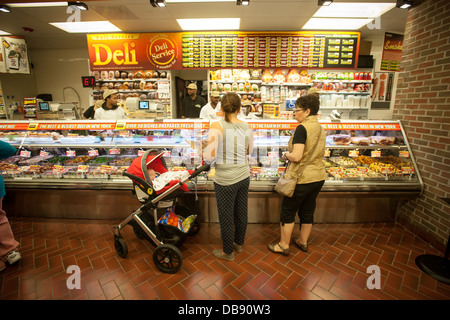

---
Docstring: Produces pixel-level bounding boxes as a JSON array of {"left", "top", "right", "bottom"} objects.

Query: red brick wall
[{"left": 393, "top": 0, "right": 450, "bottom": 252}]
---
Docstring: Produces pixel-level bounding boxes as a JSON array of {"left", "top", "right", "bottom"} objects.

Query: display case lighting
[
  {"left": 318, "top": 0, "right": 333, "bottom": 6},
  {"left": 237, "top": 0, "right": 250, "bottom": 5},
  {"left": 396, "top": 0, "right": 412, "bottom": 9}
]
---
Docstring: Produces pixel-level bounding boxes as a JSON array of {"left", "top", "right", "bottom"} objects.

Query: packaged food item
[
  {"left": 261, "top": 69, "right": 273, "bottom": 83},
  {"left": 273, "top": 69, "right": 285, "bottom": 83},
  {"left": 369, "top": 136, "right": 396, "bottom": 145},
  {"left": 351, "top": 136, "right": 371, "bottom": 146},
  {"left": 330, "top": 134, "right": 351, "bottom": 145},
  {"left": 286, "top": 69, "right": 301, "bottom": 83}
]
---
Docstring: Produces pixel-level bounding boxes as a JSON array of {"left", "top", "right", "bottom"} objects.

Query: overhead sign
[{"left": 87, "top": 31, "right": 360, "bottom": 71}]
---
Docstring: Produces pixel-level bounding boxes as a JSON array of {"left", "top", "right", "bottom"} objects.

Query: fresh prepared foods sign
[{"left": 87, "top": 31, "right": 360, "bottom": 71}]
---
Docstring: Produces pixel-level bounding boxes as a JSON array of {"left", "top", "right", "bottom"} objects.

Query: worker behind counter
[
  {"left": 94, "top": 89, "right": 127, "bottom": 120},
  {"left": 200, "top": 91, "right": 222, "bottom": 119},
  {"left": 83, "top": 100, "right": 104, "bottom": 119},
  {"left": 181, "top": 83, "right": 206, "bottom": 119}
]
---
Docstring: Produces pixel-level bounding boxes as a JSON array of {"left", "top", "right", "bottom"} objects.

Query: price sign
[
  {"left": 348, "top": 150, "right": 359, "bottom": 158},
  {"left": 357, "top": 167, "right": 368, "bottom": 174},
  {"left": 39, "top": 150, "right": 49, "bottom": 157},
  {"left": 20, "top": 150, "right": 31, "bottom": 158},
  {"left": 324, "top": 150, "right": 331, "bottom": 157},
  {"left": 399, "top": 151, "right": 410, "bottom": 158},
  {"left": 371, "top": 150, "right": 381, "bottom": 158},
  {"left": 163, "top": 151, "right": 171, "bottom": 158},
  {"left": 88, "top": 149, "right": 99, "bottom": 157},
  {"left": 109, "top": 148, "right": 120, "bottom": 155},
  {"left": 137, "top": 150, "right": 145, "bottom": 157},
  {"left": 66, "top": 150, "right": 76, "bottom": 157},
  {"left": 81, "top": 76, "right": 95, "bottom": 88},
  {"left": 77, "top": 165, "right": 89, "bottom": 173},
  {"left": 402, "top": 167, "right": 414, "bottom": 174}
]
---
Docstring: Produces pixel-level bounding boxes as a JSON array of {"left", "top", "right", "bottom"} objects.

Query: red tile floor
[{"left": 1, "top": 217, "right": 449, "bottom": 300}]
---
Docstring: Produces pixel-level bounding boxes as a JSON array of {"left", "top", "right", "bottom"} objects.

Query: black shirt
[
  {"left": 292, "top": 125, "right": 307, "bottom": 144},
  {"left": 181, "top": 95, "right": 206, "bottom": 118},
  {"left": 83, "top": 105, "right": 96, "bottom": 119}
]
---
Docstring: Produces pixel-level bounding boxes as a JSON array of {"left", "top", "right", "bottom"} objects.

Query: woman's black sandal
[
  {"left": 267, "top": 242, "right": 290, "bottom": 256},
  {"left": 294, "top": 239, "right": 308, "bottom": 252}
]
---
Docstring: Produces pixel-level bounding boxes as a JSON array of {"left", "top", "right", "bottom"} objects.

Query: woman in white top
[{"left": 94, "top": 89, "right": 126, "bottom": 120}]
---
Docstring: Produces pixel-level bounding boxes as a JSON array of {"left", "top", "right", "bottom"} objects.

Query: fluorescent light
[
  {"left": 314, "top": 3, "right": 395, "bottom": 18},
  {"left": 50, "top": 21, "right": 121, "bottom": 33},
  {"left": 166, "top": 0, "right": 235, "bottom": 2},
  {"left": 0, "top": 30, "right": 11, "bottom": 35},
  {"left": 7, "top": 2, "right": 68, "bottom": 7},
  {"left": 302, "top": 18, "right": 374, "bottom": 30},
  {"left": 177, "top": 18, "right": 240, "bottom": 30},
  {"left": 0, "top": 5, "right": 11, "bottom": 13}
]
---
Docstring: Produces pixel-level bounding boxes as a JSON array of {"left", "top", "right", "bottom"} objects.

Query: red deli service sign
[{"left": 87, "top": 33, "right": 182, "bottom": 71}]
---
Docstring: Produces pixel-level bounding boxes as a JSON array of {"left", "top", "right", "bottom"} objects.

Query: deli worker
[
  {"left": 200, "top": 91, "right": 222, "bottom": 119},
  {"left": 181, "top": 83, "right": 206, "bottom": 118},
  {"left": 94, "top": 89, "right": 127, "bottom": 120}
]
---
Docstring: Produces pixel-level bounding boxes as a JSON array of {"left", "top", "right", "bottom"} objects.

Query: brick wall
[{"left": 393, "top": 0, "right": 450, "bottom": 252}]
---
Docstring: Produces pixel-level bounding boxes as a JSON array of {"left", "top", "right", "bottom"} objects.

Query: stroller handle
[{"left": 189, "top": 163, "right": 210, "bottom": 180}]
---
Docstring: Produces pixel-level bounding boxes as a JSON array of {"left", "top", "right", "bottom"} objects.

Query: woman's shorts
[{"left": 280, "top": 180, "right": 325, "bottom": 225}]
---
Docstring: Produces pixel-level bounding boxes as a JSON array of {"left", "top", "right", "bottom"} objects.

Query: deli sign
[{"left": 87, "top": 33, "right": 181, "bottom": 71}]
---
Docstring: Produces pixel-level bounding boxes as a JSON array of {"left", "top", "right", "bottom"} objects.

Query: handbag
[{"left": 274, "top": 130, "right": 323, "bottom": 198}]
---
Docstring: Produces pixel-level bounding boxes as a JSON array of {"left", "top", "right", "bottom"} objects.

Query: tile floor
[{"left": 1, "top": 217, "right": 449, "bottom": 300}]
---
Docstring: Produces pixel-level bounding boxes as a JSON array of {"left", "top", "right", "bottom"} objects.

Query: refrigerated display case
[{"left": 0, "top": 119, "right": 422, "bottom": 223}]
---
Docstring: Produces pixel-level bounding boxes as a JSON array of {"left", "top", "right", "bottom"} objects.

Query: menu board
[
  {"left": 87, "top": 31, "right": 360, "bottom": 71},
  {"left": 181, "top": 31, "right": 360, "bottom": 69}
]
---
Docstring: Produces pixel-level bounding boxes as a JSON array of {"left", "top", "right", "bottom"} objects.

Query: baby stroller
[{"left": 113, "top": 150, "right": 210, "bottom": 274}]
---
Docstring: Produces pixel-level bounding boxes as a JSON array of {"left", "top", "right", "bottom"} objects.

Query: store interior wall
[
  {"left": 0, "top": 72, "right": 38, "bottom": 119},
  {"left": 393, "top": 0, "right": 450, "bottom": 252},
  {"left": 31, "top": 48, "right": 92, "bottom": 112}
]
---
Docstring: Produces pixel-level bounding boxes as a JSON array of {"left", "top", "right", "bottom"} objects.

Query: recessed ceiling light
[
  {"left": 7, "top": 2, "right": 68, "bottom": 7},
  {"left": 302, "top": 18, "right": 374, "bottom": 30},
  {"left": 314, "top": 2, "right": 395, "bottom": 18},
  {"left": 177, "top": 18, "right": 240, "bottom": 30},
  {"left": 0, "top": 29, "right": 11, "bottom": 35},
  {"left": 49, "top": 21, "right": 121, "bottom": 33}
]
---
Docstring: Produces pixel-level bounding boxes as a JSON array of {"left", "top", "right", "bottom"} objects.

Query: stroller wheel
[
  {"left": 153, "top": 244, "right": 182, "bottom": 274},
  {"left": 174, "top": 205, "right": 201, "bottom": 236},
  {"left": 114, "top": 237, "right": 128, "bottom": 258}
]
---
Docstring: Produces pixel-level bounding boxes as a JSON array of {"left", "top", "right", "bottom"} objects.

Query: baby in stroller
[{"left": 113, "top": 150, "right": 210, "bottom": 273}]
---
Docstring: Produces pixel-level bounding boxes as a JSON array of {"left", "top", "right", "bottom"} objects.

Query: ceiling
[{"left": 0, "top": 0, "right": 409, "bottom": 50}]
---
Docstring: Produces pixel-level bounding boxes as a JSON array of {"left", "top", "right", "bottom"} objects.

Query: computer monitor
[
  {"left": 39, "top": 101, "right": 49, "bottom": 111},
  {"left": 139, "top": 101, "right": 149, "bottom": 110}
]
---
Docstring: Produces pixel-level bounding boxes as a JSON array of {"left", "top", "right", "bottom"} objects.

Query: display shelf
[{"left": 0, "top": 119, "right": 422, "bottom": 194}]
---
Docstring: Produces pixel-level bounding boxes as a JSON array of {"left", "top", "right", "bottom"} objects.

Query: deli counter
[{"left": 0, "top": 119, "right": 423, "bottom": 223}]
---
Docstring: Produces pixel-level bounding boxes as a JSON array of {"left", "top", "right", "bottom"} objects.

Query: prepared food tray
[
  {"left": 258, "top": 168, "right": 281, "bottom": 180},
  {"left": 323, "top": 158, "right": 338, "bottom": 168},
  {"left": 327, "top": 167, "right": 384, "bottom": 180},
  {"left": 18, "top": 155, "right": 53, "bottom": 166},
  {"left": 327, "top": 134, "right": 351, "bottom": 145},
  {"left": 108, "top": 156, "right": 136, "bottom": 166},
  {"left": 86, "top": 156, "right": 115, "bottom": 166},
  {"left": 329, "top": 156, "right": 358, "bottom": 168},
  {"left": 63, "top": 156, "right": 95, "bottom": 166}
]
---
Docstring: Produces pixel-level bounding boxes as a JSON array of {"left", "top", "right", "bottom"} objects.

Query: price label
[
  {"left": 66, "top": 150, "right": 76, "bottom": 157},
  {"left": 109, "top": 149, "right": 120, "bottom": 155},
  {"left": 100, "top": 165, "right": 112, "bottom": 173},
  {"left": 88, "top": 149, "right": 99, "bottom": 157},
  {"left": 348, "top": 150, "right": 359, "bottom": 158},
  {"left": 402, "top": 167, "right": 414, "bottom": 174},
  {"left": 163, "top": 151, "right": 171, "bottom": 158},
  {"left": 371, "top": 150, "right": 381, "bottom": 158},
  {"left": 324, "top": 150, "right": 331, "bottom": 157},
  {"left": 380, "top": 167, "right": 392, "bottom": 174},
  {"left": 357, "top": 167, "right": 368, "bottom": 174},
  {"left": 29, "top": 165, "right": 41, "bottom": 172},
  {"left": 77, "top": 165, "right": 89, "bottom": 173},
  {"left": 137, "top": 150, "right": 145, "bottom": 157},
  {"left": 39, "top": 150, "right": 49, "bottom": 157},
  {"left": 399, "top": 151, "right": 410, "bottom": 158},
  {"left": 53, "top": 165, "right": 64, "bottom": 173},
  {"left": 251, "top": 167, "right": 262, "bottom": 174},
  {"left": 329, "top": 167, "right": 343, "bottom": 174},
  {"left": 20, "top": 150, "right": 31, "bottom": 158},
  {"left": 268, "top": 152, "right": 278, "bottom": 158},
  {"left": 190, "top": 150, "right": 198, "bottom": 158}
]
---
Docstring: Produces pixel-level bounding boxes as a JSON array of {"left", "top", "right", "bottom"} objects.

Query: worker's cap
[
  {"left": 307, "top": 87, "right": 320, "bottom": 95},
  {"left": 103, "top": 89, "right": 119, "bottom": 100},
  {"left": 210, "top": 91, "right": 220, "bottom": 97},
  {"left": 187, "top": 83, "right": 197, "bottom": 90}
]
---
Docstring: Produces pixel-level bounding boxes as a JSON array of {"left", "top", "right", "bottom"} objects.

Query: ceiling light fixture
[
  {"left": 0, "top": 30, "right": 11, "bottom": 35},
  {"left": 396, "top": 0, "right": 412, "bottom": 9},
  {"left": 7, "top": 2, "right": 68, "bottom": 8},
  {"left": 68, "top": 2, "right": 88, "bottom": 11},
  {"left": 150, "top": 0, "right": 167, "bottom": 7},
  {"left": 314, "top": 3, "right": 396, "bottom": 18},
  {"left": 0, "top": 4, "right": 11, "bottom": 13},
  {"left": 318, "top": 0, "right": 333, "bottom": 6},
  {"left": 237, "top": 0, "right": 250, "bottom": 5},
  {"left": 302, "top": 18, "right": 373, "bottom": 30},
  {"left": 50, "top": 21, "right": 121, "bottom": 33}
]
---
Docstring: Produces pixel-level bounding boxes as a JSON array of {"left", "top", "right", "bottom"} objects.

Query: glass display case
[{"left": 0, "top": 119, "right": 422, "bottom": 223}]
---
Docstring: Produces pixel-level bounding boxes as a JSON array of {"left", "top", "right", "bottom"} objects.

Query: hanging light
[
  {"left": 237, "top": 0, "right": 250, "bottom": 6},
  {"left": 396, "top": 0, "right": 412, "bottom": 9},
  {"left": 318, "top": 0, "right": 333, "bottom": 6}
]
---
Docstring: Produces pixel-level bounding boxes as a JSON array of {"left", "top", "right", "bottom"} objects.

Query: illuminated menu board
[{"left": 181, "top": 31, "right": 360, "bottom": 69}]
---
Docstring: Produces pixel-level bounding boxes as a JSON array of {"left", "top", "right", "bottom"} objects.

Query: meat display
[{"left": 369, "top": 136, "right": 396, "bottom": 145}]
